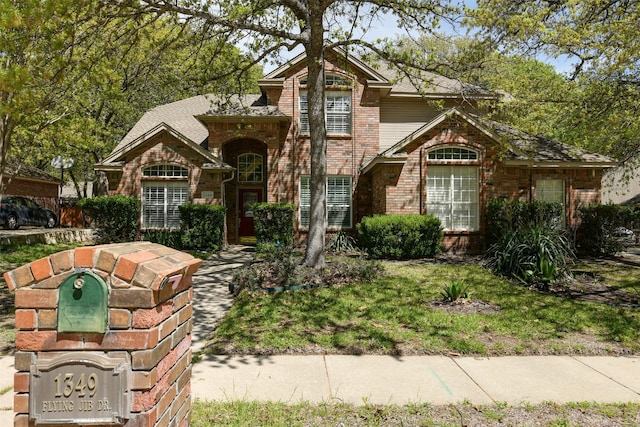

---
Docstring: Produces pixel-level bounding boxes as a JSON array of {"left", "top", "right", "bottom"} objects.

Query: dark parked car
[{"left": 0, "top": 196, "right": 57, "bottom": 229}]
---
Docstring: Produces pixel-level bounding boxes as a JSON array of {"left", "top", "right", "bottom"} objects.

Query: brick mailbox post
[{"left": 3, "top": 242, "right": 202, "bottom": 427}]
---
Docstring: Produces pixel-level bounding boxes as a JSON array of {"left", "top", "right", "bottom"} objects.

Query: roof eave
[
  {"left": 361, "top": 154, "right": 408, "bottom": 175},
  {"left": 202, "top": 162, "right": 235, "bottom": 171},
  {"left": 196, "top": 114, "right": 291, "bottom": 124},
  {"left": 258, "top": 77, "right": 285, "bottom": 88},
  {"left": 504, "top": 160, "right": 619, "bottom": 168},
  {"left": 94, "top": 163, "right": 124, "bottom": 172},
  {"left": 386, "top": 92, "right": 498, "bottom": 100}
]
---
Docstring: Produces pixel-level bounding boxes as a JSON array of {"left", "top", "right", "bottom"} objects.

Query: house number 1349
[{"left": 53, "top": 373, "right": 98, "bottom": 398}]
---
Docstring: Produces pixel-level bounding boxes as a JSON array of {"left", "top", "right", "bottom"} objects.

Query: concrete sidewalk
[
  {"left": 192, "top": 354, "right": 640, "bottom": 406},
  {"left": 0, "top": 353, "right": 638, "bottom": 424}
]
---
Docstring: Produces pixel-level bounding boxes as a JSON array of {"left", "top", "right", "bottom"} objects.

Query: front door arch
[{"left": 222, "top": 139, "right": 267, "bottom": 244}]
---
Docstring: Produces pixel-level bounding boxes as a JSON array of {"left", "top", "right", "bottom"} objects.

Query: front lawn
[
  {"left": 205, "top": 258, "right": 640, "bottom": 356},
  {"left": 192, "top": 400, "right": 640, "bottom": 427}
]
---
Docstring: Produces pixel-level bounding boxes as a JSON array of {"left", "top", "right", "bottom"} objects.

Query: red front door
[{"left": 238, "top": 189, "right": 262, "bottom": 243}]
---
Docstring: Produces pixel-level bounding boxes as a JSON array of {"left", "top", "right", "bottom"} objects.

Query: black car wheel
[
  {"left": 6, "top": 215, "right": 19, "bottom": 230},
  {"left": 46, "top": 217, "right": 56, "bottom": 228}
]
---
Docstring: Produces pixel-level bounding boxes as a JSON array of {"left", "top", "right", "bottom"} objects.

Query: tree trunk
[{"left": 303, "top": 7, "right": 327, "bottom": 268}]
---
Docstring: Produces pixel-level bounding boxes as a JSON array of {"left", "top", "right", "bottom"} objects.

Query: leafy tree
[
  {"left": 1, "top": 0, "right": 87, "bottom": 194},
  {"left": 3, "top": 4, "right": 260, "bottom": 198},
  {"left": 109, "top": 0, "right": 461, "bottom": 268},
  {"left": 38, "top": 17, "right": 261, "bottom": 198},
  {"left": 468, "top": 0, "right": 640, "bottom": 163}
]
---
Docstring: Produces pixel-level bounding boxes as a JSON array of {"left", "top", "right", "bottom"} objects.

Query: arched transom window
[
  {"left": 238, "top": 153, "right": 263, "bottom": 183},
  {"left": 142, "top": 164, "right": 188, "bottom": 177},
  {"left": 427, "top": 147, "right": 478, "bottom": 161}
]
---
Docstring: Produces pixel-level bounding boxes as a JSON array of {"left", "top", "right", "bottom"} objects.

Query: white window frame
[
  {"left": 299, "top": 175, "right": 352, "bottom": 229},
  {"left": 238, "top": 153, "right": 263, "bottom": 183},
  {"left": 299, "top": 74, "right": 352, "bottom": 135},
  {"left": 141, "top": 164, "right": 189, "bottom": 229},
  {"left": 142, "top": 164, "right": 188, "bottom": 178},
  {"left": 299, "top": 92, "right": 352, "bottom": 135},
  {"left": 426, "top": 147, "right": 479, "bottom": 232}
]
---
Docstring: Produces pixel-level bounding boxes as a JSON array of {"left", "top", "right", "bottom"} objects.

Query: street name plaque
[{"left": 30, "top": 353, "right": 130, "bottom": 425}]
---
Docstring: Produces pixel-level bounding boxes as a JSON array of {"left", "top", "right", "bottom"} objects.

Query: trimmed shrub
[
  {"left": 78, "top": 195, "right": 140, "bottom": 243},
  {"left": 576, "top": 204, "right": 637, "bottom": 256},
  {"left": 231, "top": 251, "right": 384, "bottom": 296},
  {"left": 487, "top": 198, "right": 564, "bottom": 241},
  {"left": 179, "top": 204, "right": 225, "bottom": 251},
  {"left": 253, "top": 203, "right": 295, "bottom": 254},
  {"left": 357, "top": 214, "right": 442, "bottom": 259},
  {"left": 142, "top": 229, "right": 183, "bottom": 250}
]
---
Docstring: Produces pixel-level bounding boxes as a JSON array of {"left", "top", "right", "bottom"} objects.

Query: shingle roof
[
  {"left": 200, "top": 94, "right": 289, "bottom": 118},
  {"left": 114, "top": 94, "right": 283, "bottom": 153},
  {"left": 115, "top": 95, "right": 213, "bottom": 153},
  {"left": 5, "top": 160, "right": 58, "bottom": 182},
  {"left": 473, "top": 115, "right": 616, "bottom": 165},
  {"left": 98, "top": 123, "right": 233, "bottom": 171},
  {"left": 261, "top": 47, "right": 494, "bottom": 98},
  {"left": 372, "top": 61, "right": 493, "bottom": 97},
  {"left": 363, "top": 108, "right": 616, "bottom": 173}
]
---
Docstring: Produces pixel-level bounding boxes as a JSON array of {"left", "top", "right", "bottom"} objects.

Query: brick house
[
  {"left": 2, "top": 161, "right": 59, "bottom": 210},
  {"left": 96, "top": 49, "right": 616, "bottom": 252}
]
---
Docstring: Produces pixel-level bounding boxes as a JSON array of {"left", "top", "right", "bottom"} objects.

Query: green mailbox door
[{"left": 58, "top": 270, "right": 108, "bottom": 333}]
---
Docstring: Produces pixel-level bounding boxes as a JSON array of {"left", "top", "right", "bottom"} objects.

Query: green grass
[
  {"left": 207, "top": 261, "right": 640, "bottom": 356},
  {"left": 191, "top": 400, "right": 640, "bottom": 426},
  {"left": 0, "top": 242, "right": 90, "bottom": 273},
  {"left": 573, "top": 260, "right": 640, "bottom": 294}
]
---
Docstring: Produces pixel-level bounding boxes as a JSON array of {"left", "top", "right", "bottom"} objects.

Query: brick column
[{"left": 4, "top": 242, "right": 201, "bottom": 427}]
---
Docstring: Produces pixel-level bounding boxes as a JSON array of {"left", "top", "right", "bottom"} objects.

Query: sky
[{"left": 262, "top": 3, "right": 574, "bottom": 76}]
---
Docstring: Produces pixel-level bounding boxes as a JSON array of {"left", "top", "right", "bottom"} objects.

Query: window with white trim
[
  {"left": 426, "top": 147, "right": 479, "bottom": 231},
  {"left": 142, "top": 164, "right": 188, "bottom": 178},
  {"left": 238, "top": 153, "right": 263, "bottom": 183},
  {"left": 299, "top": 75, "right": 352, "bottom": 135},
  {"left": 141, "top": 165, "right": 189, "bottom": 229},
  {"left": 299, "top": 175, "right": 352, "bottom": 228}
]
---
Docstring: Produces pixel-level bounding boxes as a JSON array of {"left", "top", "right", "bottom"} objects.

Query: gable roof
[
  {"left": 96, "top": 122, "right": 233, "bottom": 171},
  {"left": 362, "top": 108, "right": 617, "bottom": 174},
  {"left": 260, "top": 47, "right": 493, "bottom": 98},
  {"left": 4, "top": 160, "right": 58, "bottom": 183},
  {"left": 114, "top": 95, "right": 216, "bottom": 154},
  {"left": 474, "top": 115, "right": 616, "bottom": 166},
  {"left": 112, "top": 94, "right": 288, "bottom": 153},
  {"left": 104, "top": 93, "right": 291, "bottom": 171}
]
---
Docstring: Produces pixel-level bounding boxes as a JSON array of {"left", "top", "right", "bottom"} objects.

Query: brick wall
[
  {"left": 4, "top": 242, "right": 201, "bottom": 427},
  {"left": 365, "top": 123, "right": 604, "bottom": 253},
  {"left": 109, "top": 132, "right": 223, "bottom": 205}
]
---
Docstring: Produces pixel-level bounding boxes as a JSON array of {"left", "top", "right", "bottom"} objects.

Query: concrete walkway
[{"left": 190, "top": 245, "right": 255, "bottom": 352}]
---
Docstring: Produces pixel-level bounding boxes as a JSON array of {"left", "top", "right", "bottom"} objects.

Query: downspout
[
  {"left": 221, "top": 170, "right": 235, "bottom": 249},
  {"left": 420, "top": 146, "right": 424, "bottom": 214}
]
